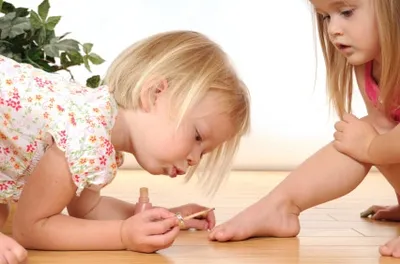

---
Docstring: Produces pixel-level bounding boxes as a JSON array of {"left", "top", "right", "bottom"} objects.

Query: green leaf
[
  {"left": 27, "top": 48, "right": 43, "bottom": 61},
  {"left": 60, "top": 50, "right": 83, "bottom": 68},
  {"left": 58, "top": 32, "right": 70, "bottom": 40},
  {"left": 43, "top": 39, "right": 80, "bottom": 58},
  {"left": 1, "top": 2, "right": 14, "bottom": 14},
  {"left": 43, "top": 42, "right": 58, "bottom": 57},
  {"left": 0, "top": 27, "right": 10, "bottom": 39},
  {"left": 55, "top": 39, "right": 80, "bottom": 52},
  {"left": 83, "top": 55, "right": 90, "bottom": 72},
  {"left": 7, "top": 17, "right": 30, "bottom": 38},
  {"left": 46, "top": 29, "right": 55, "bottom": 41},
  {"left": 82, "top": 43, "right": 92, "bottom": 54},
  {"left": 37, "top": 26, "right": 46, "bottom": 45},
  {"left": 45, "top": 16, "right": 60, "bottom": 30},
  {"left": 38, "top": 0, "right": 50, "bottom": 20},
  {"left": 15, "top": 7, "right": 29, "bottom": 17},
  {"left": 88, "top": 53, "right": 105, "bottom": 65},
  {"left": 0, "top": 12, "right": 29, "bottom": 39},
  {"left": 0, "top": 17, "right": 12, "bottom": 30},
  {"left": 29, "top": 10, "right": 42, "bottom": 29},
  {"left": 0, "top": 1, "right": 3, "bottom": 12},
  {"left": 86, "top": 75, "right": 101, "bottom": 88},
  {"left": 2, "top": 11, "right": 15, "bottom": 21}
]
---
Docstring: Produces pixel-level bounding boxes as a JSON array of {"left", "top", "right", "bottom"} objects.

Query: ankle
[{"left": 262, "top": 192, "right": 301, "bottom": 216}]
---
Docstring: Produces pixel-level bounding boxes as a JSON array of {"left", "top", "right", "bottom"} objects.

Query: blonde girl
[
  {"left": 0, "top": 30, "right": 250, "bottom": 263},
  {"left": 209, "top": 0, "right": 400, "bottom": 258}
]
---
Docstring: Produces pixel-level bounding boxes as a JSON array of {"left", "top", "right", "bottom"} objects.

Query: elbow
[
  {"left": 12, "top": 219, "right": 42, "bottom": 249},
  {"left": 13, "top": 224, "right": 33, "bottom": 248}
]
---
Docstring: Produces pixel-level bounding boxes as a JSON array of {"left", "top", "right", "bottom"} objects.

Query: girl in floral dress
[{"left": 0, "top": 30, "right": 250, "bottom": 263}]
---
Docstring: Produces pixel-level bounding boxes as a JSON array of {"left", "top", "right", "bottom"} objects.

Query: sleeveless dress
[
  {"left": 0, "top": 55, "right": 124, "bottom": 203},
  {"left": 364, "top": 61, "right": 400, "bottom": 121}
]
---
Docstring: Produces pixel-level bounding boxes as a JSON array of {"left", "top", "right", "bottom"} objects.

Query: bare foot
[
  {"left": 0, "top": 232, "right": 27, "bottom": 263},
  {"left": 208, "top": 197, "right": 300, "bottom": 242},
  {"left": 379, "top": 236, "right": 400, "bottom": 258}
]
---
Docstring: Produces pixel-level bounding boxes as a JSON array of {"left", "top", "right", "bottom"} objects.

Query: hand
[
  {"left": 169, "top": 203, "right": 216, "bottom": 231},
  {"left": 120, "top": 207, "right": 180, "bottom": 253},
  {"left": 361, "top": 205, "right": 400, "bottom": 221},
  {"left": 0, "top": 232, "right": 27, "bottom": 264},
  {"left": 333, "top": 113, "right": 378, "bottom": 163}
]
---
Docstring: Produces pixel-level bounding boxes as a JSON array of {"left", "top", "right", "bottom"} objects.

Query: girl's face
[
  {"left": 131, "top": 83, "right": 234, "bottom": 178},
  {"left": 312, "top": 0, "right": 380, "bottom": 65}
]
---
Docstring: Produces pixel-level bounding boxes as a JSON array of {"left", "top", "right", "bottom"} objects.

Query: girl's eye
[
  {"left": 195, "top": 129, "right": 202, "bottom": 142},
  {"left": 341, "top": 9, "right": 354, "bottom": 17}
]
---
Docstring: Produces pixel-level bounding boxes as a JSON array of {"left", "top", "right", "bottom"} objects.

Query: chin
[
  {"left": 144, "top": 166, "right": 163, "bottom": 175},
  {"left": 136, "top": 160, "right": 163, "bottom": 175},
  {"left": 346, "top": 53, "right": 374, "bottom": 66}
]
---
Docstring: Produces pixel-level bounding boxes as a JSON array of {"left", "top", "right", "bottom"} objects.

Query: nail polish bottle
[{"left": 134, "top": 187, "right": 152, "bottom": 214}]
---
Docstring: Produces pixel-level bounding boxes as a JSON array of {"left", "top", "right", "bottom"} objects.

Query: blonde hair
[
  {"left": 313, "top": 0, "right": 400, "bottom": 119},
  {"left": 104, "top": 30, "right": 251, "bottom": 195}
]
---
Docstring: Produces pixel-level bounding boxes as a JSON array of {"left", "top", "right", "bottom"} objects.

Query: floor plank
[{"left": 4, "top": 170, "right": 400, "bottom": 263}]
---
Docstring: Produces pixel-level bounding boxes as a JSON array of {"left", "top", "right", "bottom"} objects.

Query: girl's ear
[{"left": 140, "top": 78, "right": 168, "bottom": 112}]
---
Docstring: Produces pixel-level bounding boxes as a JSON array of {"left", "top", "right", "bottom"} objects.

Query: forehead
[{"left": 311, "top": 0, "right": 354, "bottom": 12}]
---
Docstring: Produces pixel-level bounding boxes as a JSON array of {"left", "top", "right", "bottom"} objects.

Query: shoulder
[{"left": 45, "top": 87, "right": 121, "bottom": 196}]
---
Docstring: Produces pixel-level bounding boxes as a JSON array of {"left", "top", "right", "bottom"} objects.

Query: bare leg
[
  {"left": 368, "top": 165, "right": 400, "bottom": 257},
  {"left": 209, "top": 141, "right": 371, "bottom": 241},
  {"left": 0, "top": 203, "right": 28, "bottom": 263}
]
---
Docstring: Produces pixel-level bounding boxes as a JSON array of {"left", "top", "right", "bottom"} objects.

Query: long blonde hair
[
  {"left": 104, "top": 30, "right": 251, "bottom": 195},
  {"left": 314, "top": 0, "right": 400, "bottom": 119}
]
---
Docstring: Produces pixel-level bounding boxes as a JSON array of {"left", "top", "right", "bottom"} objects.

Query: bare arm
[
  {"left": 352, "top": 65, "right": 399, "bottom": 165},
  {"left": 67, "top": 189, "right": 136, "bottom": 220},
  {"left": 368, "top": 124, "right": 400, "bottom": 165},
  {"left": 12, "top": 144, "right": 126, "bottom": 251}
]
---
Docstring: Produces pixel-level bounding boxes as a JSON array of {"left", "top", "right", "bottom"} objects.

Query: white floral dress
[{"left": 0, "top": 55, "right": 124, "bottom": 203}]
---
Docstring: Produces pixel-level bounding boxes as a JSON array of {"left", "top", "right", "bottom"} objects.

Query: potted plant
[{"left": 0, "top": 0, "right": 105, "bottom": 88}]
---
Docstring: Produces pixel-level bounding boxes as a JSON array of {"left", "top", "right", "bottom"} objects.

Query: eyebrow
[{"left": 315, "top": 0, "right": 353, "bottom": 13}]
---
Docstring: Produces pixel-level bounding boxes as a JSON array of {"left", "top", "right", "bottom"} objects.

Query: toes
[
  {"left": 209, "top": 225, "right": 231, "bottom": 242},
  {"left": 380, "top": 238, "right": 400, "bottom": 258},
  {"left": 379, "top": 245, "right": 392, "bottom": 256}
]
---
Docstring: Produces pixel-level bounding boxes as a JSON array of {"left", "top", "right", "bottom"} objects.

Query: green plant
[{"left": 0, "top": 0, "right": 105, "bottom": 88}]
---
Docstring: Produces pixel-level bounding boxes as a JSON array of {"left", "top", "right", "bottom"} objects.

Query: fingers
[
  {"left": 144, "top": 226, "right": 180, "bottom": 252},
  {"left": 183, "top": 206, "right": 216, "bottom": 230},
  {"left": 147, "top": 216, "right": 179, "bottom": 235},
  {"left": 206, "top": 210, "right": 216, "bottom": 229},
  {"left": 343, "top": 113, "right": 358, "bottom": 122},
  {"left": 333, "top": 131, "right": 342, "bottom": 141},
  {"left": 142, "top": 207, "right": 176, "bottom": 221},
  {"left": 8, "top": 245, "right": 27, "bottom": 264},
  {"left": 183, "top": 219, "right": 209, "bottom": 230},
  {"left": 334, "top": 120, "right": 346, "bottom": 132},
  {"left": 2, "top": 249, "right": 18, "bottom": 264},
  {"left": 372, "top": 208, "right": 400, "bottom": 221},
  {"left": 0, "top": 234, "right": 27, "bottom": 264}
]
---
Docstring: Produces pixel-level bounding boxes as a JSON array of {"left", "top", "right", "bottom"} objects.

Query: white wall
[{"left": 9, "top": 0, "right": 368, "bottom": 170}]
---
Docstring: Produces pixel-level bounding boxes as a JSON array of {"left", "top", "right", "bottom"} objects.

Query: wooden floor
[{"left": 4, "top": 170, "right": 400, "bottom": 263}]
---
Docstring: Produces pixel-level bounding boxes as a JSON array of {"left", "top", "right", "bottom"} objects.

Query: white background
[{"left": 9, "top": 0, "right": 368, "bottom": 170}]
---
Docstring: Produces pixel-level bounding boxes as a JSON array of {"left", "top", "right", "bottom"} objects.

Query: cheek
[{"left": 149, "top": 125, "right": 194, "bottom": 160}]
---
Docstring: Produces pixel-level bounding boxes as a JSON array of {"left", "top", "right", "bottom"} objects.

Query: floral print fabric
[{"left": 0, "top": 55, "right": 124, "bottom": 203}]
